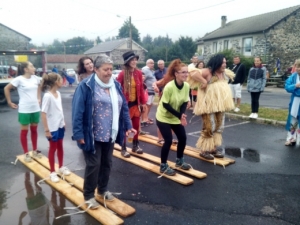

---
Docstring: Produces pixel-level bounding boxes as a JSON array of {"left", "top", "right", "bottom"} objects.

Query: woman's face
[
  {"left": 175, "top": 66, "right": 188, "bottom": 82},
  {"left": 56, "top": 77, "right": 63, "bottom": 88},
  {"left": 128, "top": 58, "right": 138, "bottom": 69},
  {"left": 83, "top": 59, "right": 94, "bottom": 73},
  {"left": 25, "top": 62, "right": 36, "bottom": 75},
  {"left": 197, "top": 62, "right": 204, "bottom": 69},
  {"left": 95, "top": 63, "right": 113, "bottom": 83},
  {"left": 296, "top": 66, "right": 300, "bottom": 75},
  {"left": 254, "top": 57, "right": 262, "bottom": 67}
]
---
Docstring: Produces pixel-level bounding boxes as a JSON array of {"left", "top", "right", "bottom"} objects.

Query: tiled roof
[
  {"left": 84, "top": 38, "right": 147, "bottom": 54},
  {"left": 202, "top": 5, "right": 300, "bottom": 40},
  {"left": 47, "top": 54, "right": 85, "bottom": 63}
]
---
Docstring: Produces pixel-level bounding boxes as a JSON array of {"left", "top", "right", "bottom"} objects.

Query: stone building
[
  {"left": 0, "top": 23, "right": 31, "bottom": 50},
  {"left": 197, "top": 5, "right": 300, "bottom": 72},
  {"left": 84, "top": 38, "right": 147, "bottom": 64}
]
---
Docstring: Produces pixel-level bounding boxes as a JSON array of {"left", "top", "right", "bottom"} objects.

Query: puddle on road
[
  {"left": 1, "top": 170, "right": 96, "bottom": 225},
  {"left": 225, "top": 147, "right": 260, "bottom": 162}
]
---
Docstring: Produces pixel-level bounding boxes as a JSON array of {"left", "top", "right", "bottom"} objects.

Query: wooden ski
[
  {"left": 16, "top": 155, "right": 124, "bottom": 225},
  {"left": 138, "top": 134, "right": 235, "bottom": 167},
  {"left": 113, "top": 150, "right": 193, "bottom": 186},
  {"left": 114, "top": 144, "right": 207, "bottom": 179},
  {"left": 31, "top": 153, "right": 135, "bottom": 218}
]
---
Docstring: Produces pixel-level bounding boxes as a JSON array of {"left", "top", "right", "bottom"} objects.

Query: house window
[
  {"left": 213, "top": 42, "right": 217, "bottom": 53},
  {"left": 243, "top": 38, "right": 252, "bottom": 56},
  {"left": 224, "top": 40, "right": 228, "bottom": 50}
]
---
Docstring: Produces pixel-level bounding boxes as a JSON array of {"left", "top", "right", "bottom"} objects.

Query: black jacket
[{"left": 230, "top": 63, "right": 246, "bottom": 84}]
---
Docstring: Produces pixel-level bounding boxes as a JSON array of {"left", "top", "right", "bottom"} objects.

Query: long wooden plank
[
  {"left": 114, "top": 144, "right": 207, "bottom": 179},
  {"left": 138, "top": 135, "right": 234, "bottom": 167},
  {"left": 31, "top": 154, "right": 135, "bottom": 218},
  {"left": 16, "top": 155, "right": 123, "bottom": 225},
  {"left": 113, "top": 150, "right": 193, "bottom": 186},
  {"left": 140, "top": 134, "right": 235, "bottom": 164}
]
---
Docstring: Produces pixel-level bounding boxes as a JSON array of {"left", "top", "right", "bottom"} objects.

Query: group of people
[{"left": 5, "top": 50, "right": 300, "bottom": 210}]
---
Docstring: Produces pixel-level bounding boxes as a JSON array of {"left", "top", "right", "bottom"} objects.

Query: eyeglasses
[{"left": 176, "top": 71, "right": 188, "bottom": 74}]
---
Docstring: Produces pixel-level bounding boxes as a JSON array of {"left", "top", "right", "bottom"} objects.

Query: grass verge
[{"left": 234, "top": 103, "right": 288, "bottom": 121}]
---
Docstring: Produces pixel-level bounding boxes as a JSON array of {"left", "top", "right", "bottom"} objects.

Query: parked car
[
  {"left": 112, "top": 70, "right": 121, "bottom": 79},
  {"left": 66, "top": 68, "right": 78, "bottom": 84}
]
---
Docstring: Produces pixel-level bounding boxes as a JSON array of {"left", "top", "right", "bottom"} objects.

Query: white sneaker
[
  {"left": 24, "top": 153, "right": 32, "bottom": 162},
  {"left": 86, "top": 198, "right": 100, "bottom": 209},
  {"left": 58, "top": 166, "right": 71, "bottom": 176},
  {"left": 50, "top": 172, "right": 59, "bottom": 183},
  {"left": 252, "top": 113, "right": 258, "bottom": 119},
  {"left": 249, "top": 113, "right": 254, "bottom": 118},
  {"left": 234, "top": 107, "right": 240, "bottom": 112}
]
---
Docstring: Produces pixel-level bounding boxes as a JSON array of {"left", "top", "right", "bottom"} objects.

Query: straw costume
[{"left": 187, "top": 67, "right": 235, "bottom": 159}]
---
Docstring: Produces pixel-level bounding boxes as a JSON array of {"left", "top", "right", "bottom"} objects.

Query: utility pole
[
  {"left": 129, "top": 16, "right": 132, "bottom": 50},
  {"left": 63, "top": 43, "right": 66, "bottom": 67}
]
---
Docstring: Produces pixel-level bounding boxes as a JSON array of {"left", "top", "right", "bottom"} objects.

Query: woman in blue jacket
[
  {"left": 247, "top": 57, "right": 266, "bottom": 119},
  {"left": 284, "top": 59, "right": 300, "bottom": 146},
  {"left": 72, "top": 54, "right": 135, "bottom": 209}
]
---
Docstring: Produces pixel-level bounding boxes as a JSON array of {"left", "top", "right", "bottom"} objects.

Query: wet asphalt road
[{"left": 0, "top": 86, "right": 299, "bottom": 225}]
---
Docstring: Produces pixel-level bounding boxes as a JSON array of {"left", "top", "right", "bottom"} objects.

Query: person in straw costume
[{"left": 187, "top": 54, "right": 235, "bottom": 160}]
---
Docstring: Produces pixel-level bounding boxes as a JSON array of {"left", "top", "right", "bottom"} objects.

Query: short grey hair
[
  {"left": 146, "top": 59, "right": 154, "bottom": 64},
  {"left": 94, "top": 54, "right": 113, "bottom": 69},
  {"left": 157, "top": 60, "right": 164, "bottom": 64}
]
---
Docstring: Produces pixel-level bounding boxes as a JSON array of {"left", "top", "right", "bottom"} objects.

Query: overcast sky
[{"left": 0, "top": 0, "right": 299, "bottom": 45}]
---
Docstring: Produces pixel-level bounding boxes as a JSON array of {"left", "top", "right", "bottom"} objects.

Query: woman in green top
[{"left": 156, "top": 59, "right": 191, "bottom": 176}]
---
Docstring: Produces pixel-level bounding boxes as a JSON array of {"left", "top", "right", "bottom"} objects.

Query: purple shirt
[{"left": 93, "top": 83, "right": 122, "bottom": 142}]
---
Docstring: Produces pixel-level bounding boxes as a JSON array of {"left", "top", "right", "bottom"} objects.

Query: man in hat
[{"left": 116, "top": 51, "right": 147, "bottom": 158}]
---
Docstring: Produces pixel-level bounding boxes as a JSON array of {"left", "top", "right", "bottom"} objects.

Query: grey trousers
[{"left": 83, "top": 141, "right": 114, "bottom": 200}]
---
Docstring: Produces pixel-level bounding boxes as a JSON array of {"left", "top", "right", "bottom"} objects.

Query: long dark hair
[
  {"left": 77, "top": 56, "right": 93, "bottom": 75},
  {"left": 206, "top": 54, "right": 225, "bottom": 75}
]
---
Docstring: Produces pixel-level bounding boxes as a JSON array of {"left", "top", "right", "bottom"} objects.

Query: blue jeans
[{"left": 83, "top": 140, "right": 114, "bottom": 200}]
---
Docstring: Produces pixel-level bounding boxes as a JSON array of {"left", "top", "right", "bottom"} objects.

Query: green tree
[
  {"left": 168, "top": 43, "right": 184, "bottom": 61},
  {"left": 46, "top": 39, "right": 64, "bottom": 54},
  {"left": 118, "top": 19, "right": 141, "bottom": 43},
  {"left": 177, "top": 36, "right": 197, "bottom": 61},
  {"left": 64, "top": 37, "right": 93, "bottom": 54},
  {"left": 96, "top": 36, "right": 102, "bottom": 45},
  {"left": 142, "top": 34, "right": 153, "bottom": 46}
]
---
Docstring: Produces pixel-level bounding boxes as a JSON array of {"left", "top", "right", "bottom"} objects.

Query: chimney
[{"left": 221, "top": 16, "right": 227, "bottom": 28}]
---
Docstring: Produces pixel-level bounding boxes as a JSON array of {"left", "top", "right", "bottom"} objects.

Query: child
[
  {"left": 41, "top": 73, "right": 70, "bottom": 182},
  {"left": 4, "top": 62, "right": 42, "bottom": 162}
]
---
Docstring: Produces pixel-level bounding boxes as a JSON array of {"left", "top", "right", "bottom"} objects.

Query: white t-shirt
[
  {"left": 41, "top": 91, "right": 65, "bottom": 132},
  {"left": 10, "top": 75, "right": 41, "bottom": 113}
]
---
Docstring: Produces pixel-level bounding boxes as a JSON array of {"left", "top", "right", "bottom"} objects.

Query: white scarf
[
  {"left": 291, "top": 75, "right": 300, "bottom": 118},
  {"left": 94, "top": 75, "right": 119, "bottom": 142}
]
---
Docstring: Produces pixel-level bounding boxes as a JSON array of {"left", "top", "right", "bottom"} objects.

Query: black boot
[
  {"left": 121, "top": 142, "right": 130, "bottom": 158},
  {"left": 132, "top": 140, "right": 143, "bottom": 154}
]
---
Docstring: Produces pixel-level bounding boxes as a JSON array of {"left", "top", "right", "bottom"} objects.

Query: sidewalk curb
[{"left": 226, "top": 113, "right": 286, "bottom": 127}]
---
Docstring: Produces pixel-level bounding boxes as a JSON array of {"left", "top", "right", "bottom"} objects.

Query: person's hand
[
  {"left": 153, "top": 83, "right": 159, "bottom": 93},
  {"left": 141, "top": 104, "right": 147, "bottom": 112},
  {"left": 187, "top": 101, "right": 191, "bottom": 109},
  {"left": 45, "top": 131, "right": 52, "bottom": 139},
  {"left": 296, "top": 83, "right": 300, "bottom": 88},
  {"left": 126, "top": 128, "right": 137, "bottom": 136},
  {"left": 201, "top": 82, "right": 207, "bottom": 89},
  {"left": 181, "top": 117, "right": 187, "bottom": 126},
  {"left": 8, "top": 102, "right": 18, "bottom": 109},
  {"left": 77, "top": 139, "right": 85, "bottom": 144}
]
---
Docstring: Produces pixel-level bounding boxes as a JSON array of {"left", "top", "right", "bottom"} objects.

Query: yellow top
[{"left": 129, "top": 76, "right": 137, "bottom": 102}]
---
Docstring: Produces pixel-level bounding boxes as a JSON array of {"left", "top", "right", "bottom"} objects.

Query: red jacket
[{"left": 116, "top": 69, "right": 147, "bottom": 105}]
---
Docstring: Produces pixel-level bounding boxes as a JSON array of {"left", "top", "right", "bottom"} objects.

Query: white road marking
[{"left": 187, "top": 121, "right": 250, "bottom": 137}]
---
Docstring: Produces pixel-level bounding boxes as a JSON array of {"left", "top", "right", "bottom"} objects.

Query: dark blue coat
[{"left": 72, "top": 74, "right": 132, "bottom": 153}]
